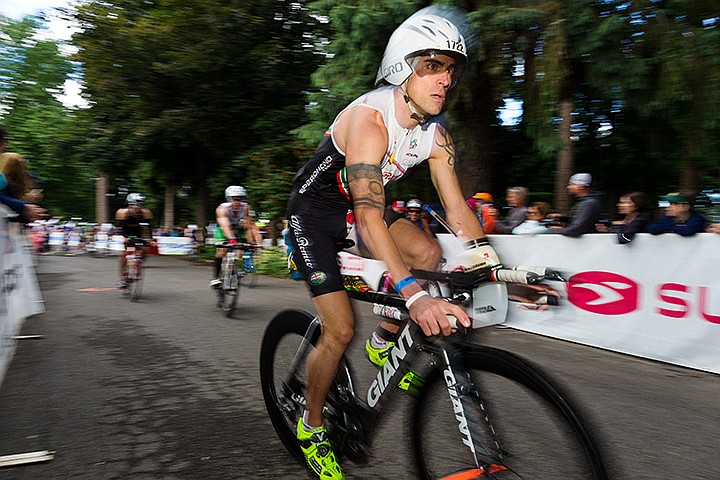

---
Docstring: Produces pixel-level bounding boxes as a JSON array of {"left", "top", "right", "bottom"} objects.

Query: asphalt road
[{"left": 0, "top": 253, "right": 718, "bottom": 479}]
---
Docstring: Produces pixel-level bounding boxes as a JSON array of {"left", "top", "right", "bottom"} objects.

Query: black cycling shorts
[
  {"left": 287, "top": 192, "right": 349, "bottom": 297},
  {"left": 125, "top": 237, "right": 149, "bottom": 248}
]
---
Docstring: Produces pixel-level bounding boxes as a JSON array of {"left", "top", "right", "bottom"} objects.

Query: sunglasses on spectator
[{"left": 407, "top": 209, "right": 422, "bottom": 213}]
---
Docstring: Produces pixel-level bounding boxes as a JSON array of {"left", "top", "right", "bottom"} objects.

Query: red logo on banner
[{"left": 567, "top": 271, "right": 639, "bottom": 315}]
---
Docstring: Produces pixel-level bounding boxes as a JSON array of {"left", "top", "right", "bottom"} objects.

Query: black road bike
[
  {"left": 121, "top": 240, "right": 146, "bottom": 302},
  {"left": 260, "top": 264, "right": 608, "bottom": 479},
  {"left": 216, "top": 242, "right": 261, "bottom": 317}
]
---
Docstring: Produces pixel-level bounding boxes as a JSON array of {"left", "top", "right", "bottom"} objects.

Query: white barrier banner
[
  {"left": 0, "top": 208, "right": 9, "bottom": 389},
  {"left": 0, "top": 209, "right": 45, "bottom": 389},
  {"left": 490, "top": 233, "right": 720, "bottom": 374},
  {"left": 155, "top": 236, "right": 192, "bottom": 255}
]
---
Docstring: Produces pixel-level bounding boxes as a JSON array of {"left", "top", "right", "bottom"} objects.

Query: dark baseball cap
[{"left": 659, "top": 192, "right": 689, "bottom": 204}]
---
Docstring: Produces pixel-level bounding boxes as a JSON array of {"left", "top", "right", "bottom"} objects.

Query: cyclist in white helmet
[
  {"left": 286, "top": 7, "right": 503, "bottom": 479},
  {"left": 209, "top": 185, "right": 263, "bottom": 288},
  {"left": 115, "top": 193, "right": 153, "bottom": 288}
]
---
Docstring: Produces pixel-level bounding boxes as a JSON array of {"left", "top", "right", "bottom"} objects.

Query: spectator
[
  {"left": 548, "top": 173, "right": 603, "bottom": 237},
  {"left": 390, "top": 200, "right": 407, "bottom": 215},
  {"left": 645, "top": 192, "right": 706, "bottom": 236},
  {"left": 471, "top": 192, "right": 499, "bottom": 233},
  {"left": 0, "top": 152, "right": 33, "bottom": 200},
  {"left": 512, "top": 202, "right": 555, "bottom": 235},
  {"left": 595, "top": 192, "right": 649, "bottom": 244},
  {"left": 405, "top": 198, "right": 433, "bottom": 236},
  {"left": 0, "top": 152, "right": 45, "bottom": 221},
  {"left": 496, "top": 186, "right": 529, "bottom": 233}
]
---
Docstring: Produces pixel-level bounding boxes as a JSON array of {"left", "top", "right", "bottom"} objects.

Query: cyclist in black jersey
[
  {"left": 209, "top": 185, "right": 263, "bottom": 288},
  {"left": 285, "top": 7, "right": 504, "bottom": 479},
  {"left": 115, "top": 193, "right": 153, "bottom": 288}
]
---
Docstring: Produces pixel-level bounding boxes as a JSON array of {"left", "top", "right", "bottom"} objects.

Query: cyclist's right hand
[{"left": 408, "top": 294, "right": 470, "bottom": 337}]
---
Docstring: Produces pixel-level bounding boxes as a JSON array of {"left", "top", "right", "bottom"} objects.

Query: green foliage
[
  {"left": 0, "top": 16, "right": 96, "bottom": 219},
  {"left": 255, "top": 247, "right": 292, "bottom": 278},
  {"left": 2, "top": 0, "right": 719, "bottom": 222}
]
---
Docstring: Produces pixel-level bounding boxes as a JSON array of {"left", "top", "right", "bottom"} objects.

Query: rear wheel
[
  {"left": 413, "top": 345, "right": 607, "bottom": 479},
  {"left": 240, "top": 251, "right": 259, "bottom": 288},
  {"left": 259, "top": 309, "right": 318, "bottom": 463},
  {"left": 259, "top": 310, "right": 361, "bottom": 467}
]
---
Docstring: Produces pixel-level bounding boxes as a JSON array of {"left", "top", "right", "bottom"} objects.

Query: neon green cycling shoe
[
  {"left": 365, "top": 337, "right": 394, "bottom": 368},
  {"left": 366, "top": 338, "right": 424, "bottom": 396},
  {"left": 296, "top": 419, "right": 344, "bottom": 479}
]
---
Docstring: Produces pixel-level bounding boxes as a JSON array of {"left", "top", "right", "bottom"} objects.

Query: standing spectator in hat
[
  {"left": 471, "top": 192, "right": 499, "bottom": 233},
  {"left": 404, "top": 198, "right": 433, "bottom": 236},
  {"left": 496, "top": 186, "right": 529, "bottom": 233},
  {"left": 645, "top": 192, "right": 706, "bottom": 236},
  {"left": 547, "top": 173, "right": 603, "bottom": 237},
  {"left": 390, "top": 200, "right": 407, "bottom": 215}
]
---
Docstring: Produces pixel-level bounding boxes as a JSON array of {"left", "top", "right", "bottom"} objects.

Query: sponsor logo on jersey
[{"left": 308, "top": 271, "right": 327, "bottom": 285}]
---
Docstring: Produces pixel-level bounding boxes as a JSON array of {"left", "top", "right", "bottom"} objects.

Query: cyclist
[
  {"left": 115, "top": 193, "right": 153, "bottom": 288},
  {"left": 209, "top": 185, "right": 263, "bottom": 288},
  {"left": 285, "top": 7, "right": 502, "bottom": 479}
]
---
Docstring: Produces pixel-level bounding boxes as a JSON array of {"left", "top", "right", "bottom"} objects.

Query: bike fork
[{"left": 440, "top": 344, "right": 503, "bottom": 471}]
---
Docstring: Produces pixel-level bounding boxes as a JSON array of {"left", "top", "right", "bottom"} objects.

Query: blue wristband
[{"left": 394, "top": 275, "right": 416, "bottom": 292}]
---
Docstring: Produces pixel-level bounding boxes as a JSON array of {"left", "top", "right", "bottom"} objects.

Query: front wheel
[
  {"left": 413, "top": 345, "right": 607, "bottom": 479},
  {"left": 127, "top": 259, "right": 143, "bottom": 301},
  {"left": 219, "top": 262, "right": 240, "bottom": 317},
  {"left": 240, "top": 252, "right": 259, "bottom": 288}
]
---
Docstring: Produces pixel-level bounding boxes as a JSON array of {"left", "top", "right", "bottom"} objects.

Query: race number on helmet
[{"left": 376, "top": 7, "right": 468, "bottom": 87}]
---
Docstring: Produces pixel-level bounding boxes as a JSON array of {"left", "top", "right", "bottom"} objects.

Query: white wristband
[{"left": 405, "top": 290, "right": 429, "bottom": 309}]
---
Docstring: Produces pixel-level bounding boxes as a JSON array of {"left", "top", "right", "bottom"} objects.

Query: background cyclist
[
  {"left": 285, "top": 7, "right": 502, "bottom": 479},
  {"left": 209, "top": 185, "right": 263, "bottom": 288},
  {"left": 115, "top": 193, "right": 153, "bottom": 288}
]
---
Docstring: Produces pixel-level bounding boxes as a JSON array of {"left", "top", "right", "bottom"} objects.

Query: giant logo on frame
[{"left": 567, "top": 271, "right": 639, "bottom": 315}]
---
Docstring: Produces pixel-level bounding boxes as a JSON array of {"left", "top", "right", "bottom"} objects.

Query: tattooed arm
[
  {"left": 428, "top": 123, "right": 485, "bottom": 240},
  {"left": 339, "top": 107, "right": 417, "bottom": 293},
  {"left": 334, "top": 105, "right": 471, "bottom": 336}
]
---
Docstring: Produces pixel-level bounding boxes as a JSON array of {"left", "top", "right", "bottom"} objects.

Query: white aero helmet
[
  {"left": 127, "top": 193, "right": 145, "bottom": 206},
  {"left": 225, "top": 185, "right": 247, "bottom": 202},
  {"left": 376, "top": 8, "right": 468, "bottom": 86}
]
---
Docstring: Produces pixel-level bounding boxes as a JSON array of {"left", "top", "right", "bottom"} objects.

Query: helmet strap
[{"left": 401, "top": 80, "right": 431, "bottom": 126}]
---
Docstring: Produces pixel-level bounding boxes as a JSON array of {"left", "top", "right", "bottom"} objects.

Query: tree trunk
[
  {"left": 164, "top": 184, "right": 175, "bottom": 229},
  {"left": 95, "top": 174, "right": 108, "bottom": 224},
  {"left": 554, "top": 99, "right": 575, "bottom": 214},
  {"left": 457, "top": 69, "right": 496, "bottom": 199}
]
